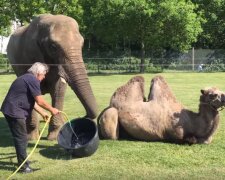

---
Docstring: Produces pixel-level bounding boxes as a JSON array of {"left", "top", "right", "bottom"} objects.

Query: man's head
[{"left": 28, "top": 62, "right": 49, "bottom": 81}]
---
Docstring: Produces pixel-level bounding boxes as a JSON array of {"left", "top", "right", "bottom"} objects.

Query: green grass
[{"left": 1, "top": 72, "right": 225, "bottom": 180}]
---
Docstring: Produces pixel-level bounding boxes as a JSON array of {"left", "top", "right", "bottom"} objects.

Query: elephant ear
[{"left": 36, "top": 37, "right": 51, "bottom": 63}]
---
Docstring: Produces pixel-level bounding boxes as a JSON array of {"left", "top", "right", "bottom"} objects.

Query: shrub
[
  {"left": 145, "top": 63, "right": 163, "bottom": 73},
  {"left": 204, "top": 59, "right": 225, "bottom": 72}
]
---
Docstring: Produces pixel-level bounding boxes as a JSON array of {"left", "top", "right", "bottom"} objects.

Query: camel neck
[
  {"left": 199, "top": 102, "right": 218, "bottom": 114},
  {"left": 193, "top": 103, "right": 219, "bottom": 140}
]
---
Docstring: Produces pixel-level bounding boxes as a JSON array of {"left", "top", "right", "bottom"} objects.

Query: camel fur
[{"left": 98, "top": 75, "right": 225, "bottom": 144}]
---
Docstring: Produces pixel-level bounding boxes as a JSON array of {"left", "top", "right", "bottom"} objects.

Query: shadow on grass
[
  {"left": 0, "top": 152, "right": 16, "bottom": 160},
  {"left": 0, "top": 152, "right": 17, "bottom": 172},
  {"left": 39, "top": 144, "right": 76, "bottom": 160},
  {"left": 0, "top": 117, "right": 14, "bottom": 147},
  {"left": 0, "top": 160, "right": 18, "bottom": 172}
]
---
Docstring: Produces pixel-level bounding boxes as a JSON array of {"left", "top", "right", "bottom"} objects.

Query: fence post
[
  {"left": 97, "top": 62, "right": 100, "bottom": 73},
  {"left": 192, "top": 47, "right": 195, "bottom": 71},
  {"left": 6, "top": 59, "right": 9, "bottom": 73}
]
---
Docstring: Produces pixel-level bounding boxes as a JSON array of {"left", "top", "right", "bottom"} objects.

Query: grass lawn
[{"left": 1, "top": 72, "right": 225, "bottom": 180}]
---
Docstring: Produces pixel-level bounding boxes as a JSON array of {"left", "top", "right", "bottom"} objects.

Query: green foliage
[
  {"left": 204, "top": 59, "right": 225, "bottom": 72},
  {"left": 145, "top": 63, "right": 163, "bottom": 73},
  {"left": 193, "top": 0, "right": 225, "bottom": 48},
  {"left": 43, "top": 0, "right": 84, "bottom": 28},
  {"left": 0, "top": 0, "right": 220, "bottom": 52},
  {"left": 0, "top": 0, "right": 83, "bottom": 28},
  {"left": 7, "top": 0, "right": 46, "bottom": 25},
  {"left": 80, "top": 0, "right": 203, "bottom": 73},
  {"left": 0, "top": 0, "right": 11, "bottom": 35},
  {"left": 0, "top": 54, "right": 12, "bottom": 73},
  {"left": 0, "top": 0, "right": 224, "bottom": 73},
  {"left": 85, "top": 56, "right": 141, "bottom": 73},
  {"left": 154, "top": 0, "right": 204, "bottom": 51},
  {"left": 84, "top": 56, "right": 164, "bottom": 73},
  {"left": 80, "top": 0, "right": 202, "bottom": 52}
]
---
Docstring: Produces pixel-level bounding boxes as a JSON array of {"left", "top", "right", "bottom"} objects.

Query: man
[{"left": 1, "top": 62, "right": 59, "bottom": 173}]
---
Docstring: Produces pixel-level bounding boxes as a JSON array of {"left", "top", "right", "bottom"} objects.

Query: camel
[{"left": 98, "top": 75, "right": 225, "bottom": 144}]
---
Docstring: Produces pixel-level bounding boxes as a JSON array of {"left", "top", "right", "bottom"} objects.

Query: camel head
[{"left": 200, "top": 87, "right": 225, "bottom": 110}]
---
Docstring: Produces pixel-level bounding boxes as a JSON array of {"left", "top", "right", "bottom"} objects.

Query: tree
[
  {"left": 44, "top": 0, "right": 83, "bottom": 28},
  {"left": 3, "top": 0, "right": 83, "bottom": 27},
  {"left": 114, "top": 0, "right": 203, "bottom": 72},
  {"left": 7, "top": 0, "right": 45, "bottom": 25},
  {"left": 81, "top": 0, "right": 203, "bottom": 73},
  {"left": 120, "top": 0, "right": 155, "bottom": 72},
  {"left": 80, "top": 0, "right": 125, "bottom": 52},
  {"left": 153, "top": 0, "right": 203, "bottom": 51},
  {"left": 1, "top": 0, "right": 204, "bottom": 72},
  {"left": 192, "top": 0, "right": 225, "bottom": 48},
  {"left": 0, "top": 0, "right": 11, "bottom": 36}
]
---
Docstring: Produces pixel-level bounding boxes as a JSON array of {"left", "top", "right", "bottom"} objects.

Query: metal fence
[{"left": 1, "top": 49, "right": 225, "bottom": 74}]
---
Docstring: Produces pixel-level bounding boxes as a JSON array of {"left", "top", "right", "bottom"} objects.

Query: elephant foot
[
  {"left": 27, "top": 129, "right": 40, "bottom": 141},
  {"left": 47, "top": 129, "right": 60, "bottom": 141},
  {"left": 47, "top": 113, "right": 65, "bottom": 140}
]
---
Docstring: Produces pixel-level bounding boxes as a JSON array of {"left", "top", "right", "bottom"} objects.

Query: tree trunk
[
  {"left": 88, "top": 38, "right": 91, "bottom": 52},
  {"left": 140, "top": 41, "right": 145, "bottom": 73}
]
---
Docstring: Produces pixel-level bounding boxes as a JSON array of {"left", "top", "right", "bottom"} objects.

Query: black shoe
[
  {"left": 27, "top": 160, "right": 37, "bottom": 164},
  {"left": 19, "top": 166, "right": 33, "bottom": 174}
]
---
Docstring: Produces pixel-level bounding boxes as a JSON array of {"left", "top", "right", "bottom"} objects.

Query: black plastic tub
[{"left": 57, "top": 117, "right": 99, "bottom": 158}]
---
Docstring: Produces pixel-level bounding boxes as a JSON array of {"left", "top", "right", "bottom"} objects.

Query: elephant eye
[{"left": 49, "top": 43, "right": 58, "bottom": 52}]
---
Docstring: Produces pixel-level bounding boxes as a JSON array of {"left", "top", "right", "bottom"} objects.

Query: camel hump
[
  {"left": 148, "top": 75, "right": 178, "bottom": 103},
  {"left": 110, "top": 76, "right": 145, "bottom": 107},
  {"left": 128, "top": 76, "right": 144, "bottom": 83},
  {"left": 151, "top": 75, "right": 167, "bottom": 86}
]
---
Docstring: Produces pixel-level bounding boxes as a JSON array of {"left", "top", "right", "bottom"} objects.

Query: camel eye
[{"left": 209, "top": 94, "right": 217, "bottom": 99}]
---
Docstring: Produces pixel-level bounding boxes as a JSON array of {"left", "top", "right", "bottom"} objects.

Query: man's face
[{"left": 37, "top": 73, "right": 46, "bottom": 81}]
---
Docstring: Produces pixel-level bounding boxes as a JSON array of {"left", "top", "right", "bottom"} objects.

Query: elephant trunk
[{"left": 64, "top": 51, "right": 98, "bottom": 119}]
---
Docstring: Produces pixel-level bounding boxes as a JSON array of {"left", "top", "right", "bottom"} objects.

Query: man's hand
[
  {"left": 51, "top": 107, "right": 59, "bottom": 116},
  {"left": 34, "top": 103, "right": 50, "bottom": 121},
  {"left": 35, "top": 96, "right": 60, "bottom": 116},
  {"left": 41, "top": 112, "right": 50, "bottom": 122}
]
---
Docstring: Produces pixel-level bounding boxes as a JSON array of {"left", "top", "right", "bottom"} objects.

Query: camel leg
[
  {"left": 203, "top": 136, "right": 212, "bottom": 144},
  {"left": 196, "top": 136, "right": 213, "bottom": 144},
  {"left": 98, "top": 107, "right": 119, "bottom": 140},
  {"left": 185, "top": 136, "right": 198, "bottom": 144}
]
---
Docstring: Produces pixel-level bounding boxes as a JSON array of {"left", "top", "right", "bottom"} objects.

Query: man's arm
[
  {"left": 34, "top": 103, "right": 49, "bottom": 121},
  {"left": 34, "top": 95, "right": 59, "bottom": 115}
]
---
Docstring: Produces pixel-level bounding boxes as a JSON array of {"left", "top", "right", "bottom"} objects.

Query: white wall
[{"left": 0, "top": 36, "right": 10, "bottom": 54}]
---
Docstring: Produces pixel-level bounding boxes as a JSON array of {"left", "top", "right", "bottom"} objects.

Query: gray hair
[{"left": 28, "top": 62, "right": 49, "bottom": 75}]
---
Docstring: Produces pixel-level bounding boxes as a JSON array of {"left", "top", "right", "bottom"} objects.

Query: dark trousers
[{"left": 4, "top": 114, "right": 29, "bottom": 168}]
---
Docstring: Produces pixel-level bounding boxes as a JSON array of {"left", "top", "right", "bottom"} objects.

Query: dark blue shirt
[{"left": 1, "top": 73, "right": 41, "bottom": 118}]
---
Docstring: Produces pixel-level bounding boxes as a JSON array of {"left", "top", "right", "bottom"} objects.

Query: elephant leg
[
  {"left": 98, "top": 107, "right": 119, "bottom": 140},
  {"left": 26, "top": 110, "right": 39, "bottom": 140},
  {"left": 47, "top": 77, "right": 67, "bottom": 140}
]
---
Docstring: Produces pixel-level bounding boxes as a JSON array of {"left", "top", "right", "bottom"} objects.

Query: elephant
[{"left": 6, "top": 14, "right": 98, "bottom": 140}]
